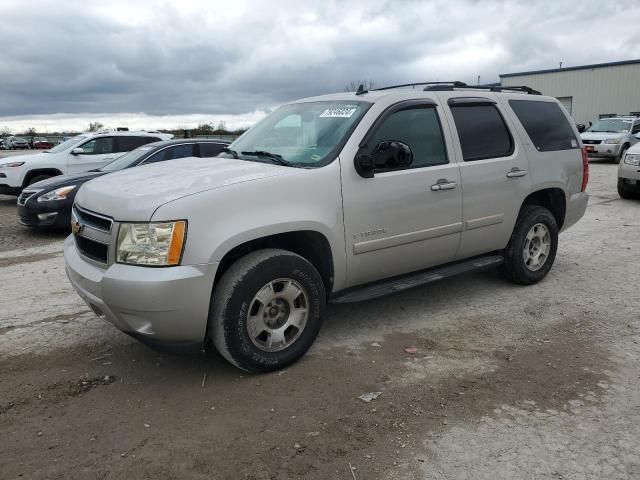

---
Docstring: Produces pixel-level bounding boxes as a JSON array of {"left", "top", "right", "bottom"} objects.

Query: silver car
[
  {"left": 65, "top": 83, "right": 588, "bottom": 372},
  {"left": 581, "top": 116, "right": 640, "bottom": 163}
]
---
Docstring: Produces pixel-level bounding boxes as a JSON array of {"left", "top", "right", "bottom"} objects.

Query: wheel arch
[
  {"left": 22, "top": 168, "right": 63, "bottom": 187},
  {"left": 520, "top": 187, "right": 566, "bottom": 229},
  {"left": 213, "top": 230, "right": 336, "bottom": 296}
]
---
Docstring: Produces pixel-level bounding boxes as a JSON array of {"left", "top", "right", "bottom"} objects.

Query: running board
[{"left": 330, "top": 255, "right": 504, "bottom": 304}]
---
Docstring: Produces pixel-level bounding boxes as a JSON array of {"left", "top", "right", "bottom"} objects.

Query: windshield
[
  {"left": 47, "top": 135, "right": 88, "bottom": 153},
  {"left": 99, "top": 144, "right": 159, "bottom": 172},
  {"left": 587, "top": 119, "right": 632, "bottom": 133},
  {"left": 228, "top": 101, "right": 370, "bottom": 167}
]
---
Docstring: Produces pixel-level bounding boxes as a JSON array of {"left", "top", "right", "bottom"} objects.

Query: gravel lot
[{"left": 1, "top": 162, "right": 639, "bottom": 480}]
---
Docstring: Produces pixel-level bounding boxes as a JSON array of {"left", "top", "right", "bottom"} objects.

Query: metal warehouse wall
[{"left": 501, "top": 62, "right": 640, "bottom": 125}]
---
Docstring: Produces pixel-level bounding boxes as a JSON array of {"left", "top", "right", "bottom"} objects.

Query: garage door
[{"left": 556, "top": 96, "right": 573, "bottom": 115}]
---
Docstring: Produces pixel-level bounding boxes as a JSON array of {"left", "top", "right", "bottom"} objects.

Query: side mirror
[
  {"left": 71, "top": 147, "right": 84, "bottom": 155},
  {"left": 355, "top": 141, "right": 413, "bottom": 178},
  {"left": 576, "top": 124, "right": 586, "bottom": 133}
]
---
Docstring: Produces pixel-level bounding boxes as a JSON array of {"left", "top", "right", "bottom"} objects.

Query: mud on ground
[{"left": 1, "top": 162, "right": 639, "bottom": 479}]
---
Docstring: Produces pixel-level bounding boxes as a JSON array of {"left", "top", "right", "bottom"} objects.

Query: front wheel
[
  {"left": 618, "top": 178, "right": 639, "bottom": 199},
  {"left": 502, "top": 205, "right": 558, "bottom": 285},
  {"left": 209, "top": 249, "right": 326, "bottom": 372}
]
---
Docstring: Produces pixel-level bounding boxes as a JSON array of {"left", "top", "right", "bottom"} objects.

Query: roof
[
  {"left": 144, "top": 138, "right": 231, "bottom": 148},
  {"left": 500, "top": 58, "right": 640, "bottom": 78}
]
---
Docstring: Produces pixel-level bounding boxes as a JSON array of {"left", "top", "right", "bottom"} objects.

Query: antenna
[{"left": 355, "top": 84, "right": 368, "bottom": 96}]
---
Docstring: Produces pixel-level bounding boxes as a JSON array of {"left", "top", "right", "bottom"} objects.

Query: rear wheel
[
  {"left": 502, "top": 205, "right": 558, "bottom": 285},
  {"left": 209, "top": 248, "right": 325, "bottom": 372}
]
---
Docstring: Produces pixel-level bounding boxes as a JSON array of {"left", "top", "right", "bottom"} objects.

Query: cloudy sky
[{"left": 1, "top": 0, "right": 640, "bottom": 132}]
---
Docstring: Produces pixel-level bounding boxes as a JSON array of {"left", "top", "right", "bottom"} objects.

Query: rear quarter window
[
  {"left": 450, "top": 104, "right": 514, "bottom": 161},
  {"left": 509, "top": 100, "right": 579, "bottom": 152}
]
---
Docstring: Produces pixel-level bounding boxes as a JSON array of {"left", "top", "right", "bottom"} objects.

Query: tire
[
  {"left": 502, "top": 205, "right": 558, "bottom": 285},
  {"left": 618, "top": 179, "right": 639, "bottom": 199},
  {"left": 26, "top": 174, "right": 51, "bottom": 186},
  {"left": 615, "top": 144, "right": 629, "bottom": 164},
  {"left": 209, "top": 248, "right": 326, "bottom": 373}
]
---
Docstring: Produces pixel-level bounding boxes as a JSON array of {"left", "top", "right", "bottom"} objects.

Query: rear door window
[
  {"left": 450, "top": 104, "right": 513, "bottom": 161},
  {"left": 116, "top": 136, "right": 161, "bottom": 152},
  {"left": 198, "top": 142, "right": 228, "bottom": 157},
  {"left": 145, "top": 144, "right": 195, "bottom": 163},
  {"left": 509, "top": 100, "right": 579, "bottom": 152}
]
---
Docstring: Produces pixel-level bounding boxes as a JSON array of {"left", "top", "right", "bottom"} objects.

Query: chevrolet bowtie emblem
[{"left": 71, "top": 220, "right": 84, "bottom": 235}]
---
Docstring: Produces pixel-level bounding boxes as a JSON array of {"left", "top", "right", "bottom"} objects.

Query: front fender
[{"left": 151, "top": 161, "right": 347, "bottom": 291}]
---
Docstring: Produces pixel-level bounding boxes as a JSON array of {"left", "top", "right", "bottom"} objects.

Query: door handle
[
  {"left": 506, "top": 168, "right": 528, "bottom": 178},
  {"left": 431, "top": 179, "right": 458, "bottom": 191}
]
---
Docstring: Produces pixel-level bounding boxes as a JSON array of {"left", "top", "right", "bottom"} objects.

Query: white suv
[{"left": 0, "top": 130, "right": 173, "bottom": 195}]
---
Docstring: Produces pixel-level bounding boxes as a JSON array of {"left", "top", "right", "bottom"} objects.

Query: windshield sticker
[
  {"left": 319, "top": 105, "right": 358, "bottom": 118},
  {"left": 571, "top": 139, "right": 578, "bottom": 148}
]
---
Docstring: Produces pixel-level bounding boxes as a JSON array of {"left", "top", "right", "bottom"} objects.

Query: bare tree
[
  {"left": 344, "top": 79, "right": 376, "bottom": 92},
  {"left": 215, "top": 120, "right": 227, "bottom": 133},
  {"left": 24, "top": 127, "right": 37, "bottom": 137},
  {"left": 88, "top": 121, "right": 104, "bottom": 132},
  {"left": 1, "top": 126, "right": 11, "bottom": 136}
]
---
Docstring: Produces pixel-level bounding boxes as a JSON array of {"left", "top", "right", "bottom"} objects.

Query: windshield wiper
[
  {"left": 221, "top": 147, "right": 240, "bottom": 159},
  {"left": 241, "top": 150, "right": 292, "bottom": 167}
]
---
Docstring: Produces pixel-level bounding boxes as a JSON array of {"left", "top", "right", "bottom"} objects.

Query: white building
[{"left": 500, "top": 59, "right": 640, "bottom": 125}]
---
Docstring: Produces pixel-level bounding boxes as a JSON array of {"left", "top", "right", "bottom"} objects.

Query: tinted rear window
[
  {"left": 116, "top": 136, "right": 160, "bottom": 152},
  {"left": 450, "top": 105, "right": 513, "bottom": 161},
  {"left": 509, "top": 100, "right": 578, "bottom": 152},
  {"left": 198, "top": 142, "right": 227, "bottom": 157}
]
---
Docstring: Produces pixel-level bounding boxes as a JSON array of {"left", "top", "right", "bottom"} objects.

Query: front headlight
[
  {"left": 624, "top": 153, "right": 640, "bottom": 166},
  {"left": 0, "top": 161, "right": 25, "bottom": 169},
  {"left": 603, "top": 138, "right": 622, "bottom": 144},
  {"left": 116, "top": 221, "right": 186, "bottom": 266},
  {"left": 37, "top": 185, "right": 76, "bottom": 202}
]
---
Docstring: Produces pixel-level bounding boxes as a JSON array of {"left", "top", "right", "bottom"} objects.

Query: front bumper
[
  {"left": 64, "top": 235, "right": 218, "bottom": 345},
  {"left": 562, "top": 191, "right": 589, "bottom": 232},
  {"left": 17, "top": 200, "right": 72, "bottom": 229},
  {"left": 584, "top": 143, "right": 622, "bottom": 159},
  {"left": 618, "top": 160, "right": 640, "bottom": 182}
]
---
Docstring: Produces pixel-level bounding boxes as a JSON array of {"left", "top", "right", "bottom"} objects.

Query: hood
[
  {"left": 74, "top": 157, "right": 296, "bottom": 221},
  {"left": 581, "top": 131, "right": 627, "bottom": 141},
  {"left": 0, "top": 152, "right": 50, "bottom": 165},
  {"left": 28, "top": 171, "right": 106, "bottom": 190}
]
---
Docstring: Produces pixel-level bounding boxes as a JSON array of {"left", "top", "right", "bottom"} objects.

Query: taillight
[{"left": 581, "top": 148, "right": 589, "bottom": 192}]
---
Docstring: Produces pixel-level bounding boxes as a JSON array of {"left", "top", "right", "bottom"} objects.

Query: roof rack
[
  {"left": 366, "top": 81, "right": 542, "bottom": 95},
  {"left": 598, "top": 113, "right": 639, "bottom": 119}
]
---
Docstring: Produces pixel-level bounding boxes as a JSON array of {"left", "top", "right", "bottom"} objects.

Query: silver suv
[
  {"left": 64, "top": 83, "right": 589, "bottom": 372},
  {"left": 581, "top": 115, "right": 640, "bottom": 163}
]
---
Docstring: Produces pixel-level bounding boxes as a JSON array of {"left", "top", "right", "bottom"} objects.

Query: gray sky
[{"left": 1, "top": 0, "right": 640, "bottom": 132}]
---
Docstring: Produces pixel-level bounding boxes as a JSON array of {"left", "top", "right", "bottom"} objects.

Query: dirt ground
[{"left": 1, "top": 162, "right": 639, "bottom": 480}]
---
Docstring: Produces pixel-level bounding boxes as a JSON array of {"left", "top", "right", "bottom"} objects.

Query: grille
[
  {"left": 73, "top": 206, "right": 113, "bottom": 232},
  {"left": 17, "top": 189, "right": 41, "bottom": 206},
  {"left": 75, "top": 236, "right": 109, "bottom": 263},
  {"left": 582, "top": 139, "right": 602, "bottom": 145}
]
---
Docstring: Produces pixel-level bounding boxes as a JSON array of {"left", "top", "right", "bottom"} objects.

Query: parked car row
[
  {"left": 17, "top": 138, "right": 230, "bottom": 228},
  {"left": 1, "top": 136, "right": 32, "bottom": 150}
]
